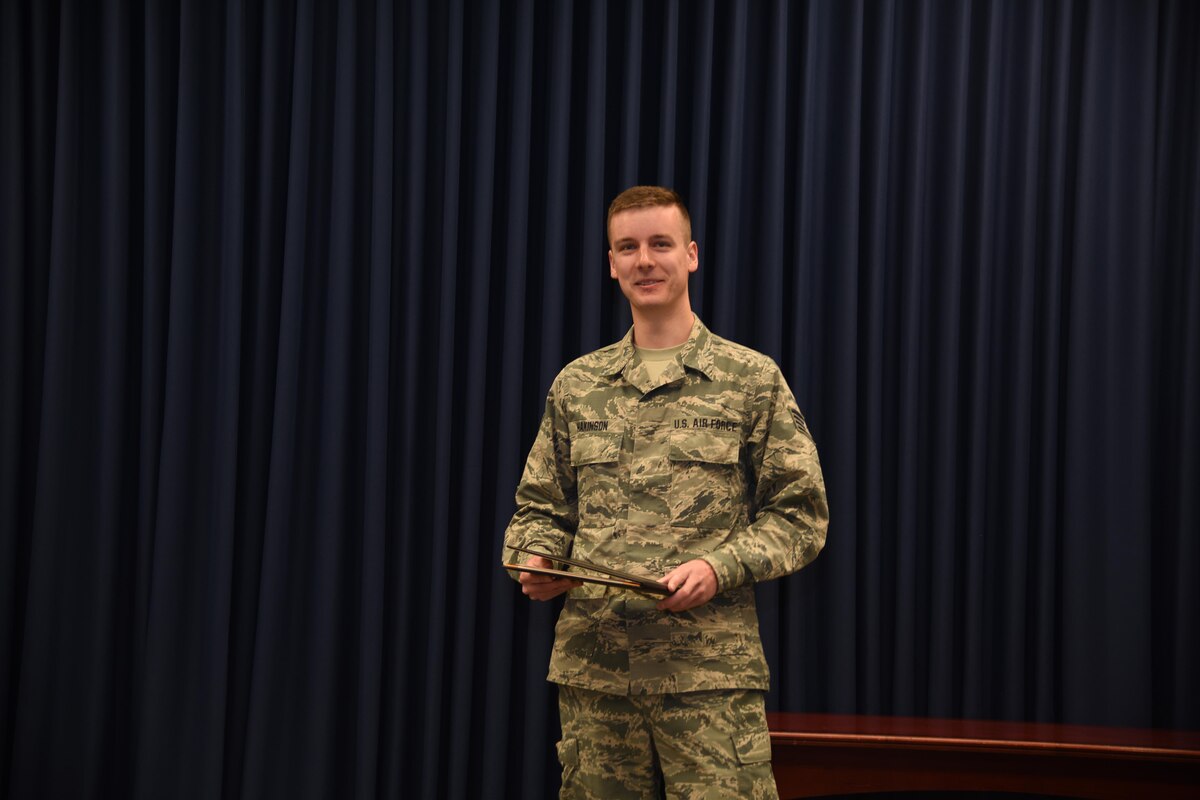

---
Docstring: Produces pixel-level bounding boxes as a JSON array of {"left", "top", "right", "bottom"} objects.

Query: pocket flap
[
  {"left": 669, "top": 430, "right": 740, "bottom": 464},
  {"left": 732, "top": 728, "right": 772, "bottom": 765},
  {"left": 570, "top": 433, "right": 621, "bottom": 466},
  {"left": 556, "top": 736, "right": 579, "bottom": 766}
]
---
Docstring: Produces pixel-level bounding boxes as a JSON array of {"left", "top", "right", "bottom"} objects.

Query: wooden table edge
[{"left": 769, "top": 730, "right": 1200, "bottom": 762}]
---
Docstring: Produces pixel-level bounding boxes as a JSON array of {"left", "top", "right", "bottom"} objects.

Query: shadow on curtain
[{"left": 1, "top": 0, "right": 1197, "bottom": 797}]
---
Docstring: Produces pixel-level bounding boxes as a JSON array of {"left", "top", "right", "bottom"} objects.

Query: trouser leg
[
  {"left": 557, "top": 684, "right": 662, "bottom": 800},
  {"left": 650, "top": 690, "right": 778, "bottom": 800}
]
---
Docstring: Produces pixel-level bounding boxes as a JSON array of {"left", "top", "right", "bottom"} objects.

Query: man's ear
[
  {"left": 609, "top": 250, "right": 617, "bottom": 279},
  {"left": 687, "top": 241, "right": 699, "bottom": 273}
]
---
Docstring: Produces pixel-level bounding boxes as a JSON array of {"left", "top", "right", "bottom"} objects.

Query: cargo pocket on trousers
[
  {"left": 732, "top": 727, "right": 772, "bottom": 765},
  {"left": 732, "top": 727, "right": 775, "bottom": 796},
  {"left": 557, "top": 736, "right": 580, "bottom": 787}
]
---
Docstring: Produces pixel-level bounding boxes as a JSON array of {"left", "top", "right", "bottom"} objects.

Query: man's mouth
[{"left": 635, "top": 279, "right": 663, "bottom": 287}]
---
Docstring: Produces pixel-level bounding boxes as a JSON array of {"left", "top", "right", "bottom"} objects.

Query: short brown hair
[{"left": 606, "top": 185, "right": 692, "bottom": 244}]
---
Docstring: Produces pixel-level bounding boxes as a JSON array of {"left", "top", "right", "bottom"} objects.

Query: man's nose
[{"left": 636, "top": 246, "right": 654, "bottom": 266}]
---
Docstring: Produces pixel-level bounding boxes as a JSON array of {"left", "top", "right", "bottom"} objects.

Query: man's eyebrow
[{"left": 613, "top": 233, "right": 676, "bottom": 245}]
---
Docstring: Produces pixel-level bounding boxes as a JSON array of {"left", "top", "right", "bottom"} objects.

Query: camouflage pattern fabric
[
  {"left": 503, "top": 317, "right": 829, "bottom": 695},
  {"left": 557, "top": 685, "right": 778, "bottom": 799}
]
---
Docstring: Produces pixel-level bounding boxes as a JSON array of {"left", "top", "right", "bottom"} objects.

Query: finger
[
  {"left": 657, "top": 591, "right": 684, "bottom": 612},
  {"left": 661, "top": 581, "right": 701, "bottom": 612},
  {"left": 530, "top": 586, "right": 574, "bottom": 601},
  {"left": 520, "top": 569, "right": 557, "bottom": 583},
  {"left": 524, "top": 577, "right": 581, "bottom": 599},
  {"left": 664, "top": 572, "right": 686, "bottom": 593},
  {"left": 525, "top": 577, "right": 567, "bottom": 591}
]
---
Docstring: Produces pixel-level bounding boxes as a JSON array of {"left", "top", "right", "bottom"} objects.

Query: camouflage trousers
[{"left": 556, "top": 685, "right": 778, "bottom": 799}]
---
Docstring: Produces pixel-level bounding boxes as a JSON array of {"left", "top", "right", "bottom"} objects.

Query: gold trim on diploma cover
[{"left": 504, "top": 545, "right": 674, "bottom": 596}]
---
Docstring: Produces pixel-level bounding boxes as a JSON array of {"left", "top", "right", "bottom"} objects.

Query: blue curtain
[{"left": 1, "top": 1, "right": 1197, "bottom": 797}]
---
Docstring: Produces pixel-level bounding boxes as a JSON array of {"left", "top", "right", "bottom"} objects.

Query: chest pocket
[
  {"left": 668, "top": 430, "right": 742, "bottom": 530},
  {"left": 570, "top": 432, "right": 622, "bottom": 525}
]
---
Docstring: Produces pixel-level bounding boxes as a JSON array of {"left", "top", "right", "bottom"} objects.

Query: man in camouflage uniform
[{"left": 504, "top": 186, "right": 829, "bottom": 799}]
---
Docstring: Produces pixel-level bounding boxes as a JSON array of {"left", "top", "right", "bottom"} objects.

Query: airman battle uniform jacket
[{"left": 504, "top": 317, "right": 828, "bottom": 695}]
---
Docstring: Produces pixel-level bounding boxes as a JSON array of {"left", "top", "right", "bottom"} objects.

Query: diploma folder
[{"left": 504, "top": 545, "right": 673, "bottom": 596}]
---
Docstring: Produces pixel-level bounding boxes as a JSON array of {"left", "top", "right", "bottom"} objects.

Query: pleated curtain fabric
[{"left": 1, "top": 1, "right": 1198, "bottom": 798}]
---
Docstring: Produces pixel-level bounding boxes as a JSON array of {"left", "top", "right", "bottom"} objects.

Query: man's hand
[
  {"left": 518, "top": 555, "right": 582, "bottom": 601},
  {"left": 656, "top": 559, "right": 718, "bottom": 612}
]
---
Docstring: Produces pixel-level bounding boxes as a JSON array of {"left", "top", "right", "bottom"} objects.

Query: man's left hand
[{"left": 656, "top": 559, "right": 718, "bottom": 612}]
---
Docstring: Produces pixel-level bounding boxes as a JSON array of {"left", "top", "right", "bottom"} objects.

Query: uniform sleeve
[
  {"left": 502, "top": 381, "right": 578, "bottom": 577},
  {"left": 701, "top": 361, "right": 829, "bottom": 592}
]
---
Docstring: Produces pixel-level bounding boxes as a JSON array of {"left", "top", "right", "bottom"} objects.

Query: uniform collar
[{"left": 600, "top": 315, "right": 717, "bottom": 382}]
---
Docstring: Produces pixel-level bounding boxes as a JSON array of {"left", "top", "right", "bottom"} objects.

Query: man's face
[{"left": 608, "top": 205, "right": 699, "bottom": 317}]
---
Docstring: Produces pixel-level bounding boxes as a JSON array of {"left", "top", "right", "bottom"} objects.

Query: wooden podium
[{"left": 768, "top": 712, "right": 1200, "bottom": 799}]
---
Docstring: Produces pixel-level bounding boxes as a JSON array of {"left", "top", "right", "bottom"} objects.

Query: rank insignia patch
[{"left": 790, "top": 408, "right": 810, "bottom": 437}]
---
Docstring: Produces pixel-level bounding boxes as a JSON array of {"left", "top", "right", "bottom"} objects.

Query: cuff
[
  {"left": 700, "top": 549, "right": 746, "bottom": 593},
  {"left": 503, "top": 538, "right": 562, "bottom": 581}
]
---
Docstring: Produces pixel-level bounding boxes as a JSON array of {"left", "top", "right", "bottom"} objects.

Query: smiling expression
[{"left": 608, "top": 205, "right": 699, "bottom": 319}]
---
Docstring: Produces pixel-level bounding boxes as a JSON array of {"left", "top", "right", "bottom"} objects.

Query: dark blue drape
[{"left": 2, "top": 1, "right": 1197, "bottom": 798}]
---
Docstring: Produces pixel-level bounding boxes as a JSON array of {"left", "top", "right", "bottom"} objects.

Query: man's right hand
[{"left": 518, "top": 555, "right": 582, "bottom": 601}]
